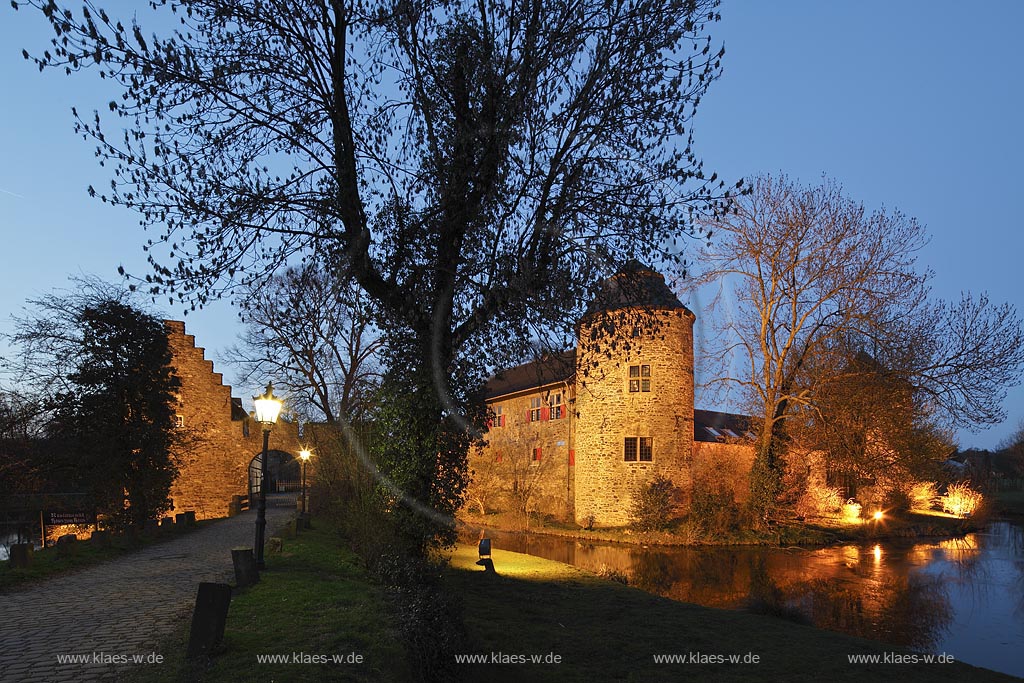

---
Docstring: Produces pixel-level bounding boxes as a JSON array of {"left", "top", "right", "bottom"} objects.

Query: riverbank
[
  {"left": 133, "top": 518, "right": 1017, "bottom": 682},
  {"left": 459, "top": 508, "right": 983, "bottom": 548},
  {"left": 449, "top": 545, "right": 1016, "bottom": 682}
]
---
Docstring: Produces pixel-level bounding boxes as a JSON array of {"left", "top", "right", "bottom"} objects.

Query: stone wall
[
  {"left": 476, "top": 382, "right": 575, "bottom": 520},
  {"left": 165, "top": 321, "right": 301, "bottom": 519},
  {"left": 574, "top": 308, "right": 695, "bottom": 526}
]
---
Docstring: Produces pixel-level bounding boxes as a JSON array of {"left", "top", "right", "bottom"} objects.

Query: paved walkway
[{"left": 0, "top": 495, "right": 297, "bottom": 682}]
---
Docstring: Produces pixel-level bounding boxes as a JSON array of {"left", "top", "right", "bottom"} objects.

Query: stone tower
[{"left": 573, "top": 262, "right": 695, "bottom": 526}]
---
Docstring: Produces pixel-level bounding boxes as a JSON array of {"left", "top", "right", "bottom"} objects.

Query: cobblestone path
[{"left": 0, "top": 495, "right": 297, "bottom": 682}]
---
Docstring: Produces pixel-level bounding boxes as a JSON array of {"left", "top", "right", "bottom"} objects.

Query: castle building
[
  {"left": 478, "top": 262, "right": 756, "bottom": 527},
  {"left": 164, "top": 321, "right": 303, "bottom": 519}
]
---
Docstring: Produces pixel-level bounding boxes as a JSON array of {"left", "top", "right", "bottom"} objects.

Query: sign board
[{"left": 45, "top": 510, "right": 96, "bottom": 525}]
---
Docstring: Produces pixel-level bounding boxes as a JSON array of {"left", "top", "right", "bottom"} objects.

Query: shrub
[
  {"left": 841, "top": 500, "right": 862, "bottom": 522},
  {"left": 909, "top": 481, "right": 939, "bottom": 511},
  {"left": 690, "top": 484, "right": 741, "bottom": 536},
  {"left": 941, "top": 481, "right": 984, "bottom": 517},
  {"left": 794, "top": 485, "right": 843, "bottom": 517},
  {"left": 631, "top": 475, "right": 677, "bottom": 532}
]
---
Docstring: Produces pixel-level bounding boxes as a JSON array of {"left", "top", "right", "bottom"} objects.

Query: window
[
  {"left": 639, "top": 437, "right": 653, "bottom": 462},
  {"left": 532, "top": 447, "right": 542, "bottom": 466},
  {"left": 624, "top": 436, "right": 653, "bottom": 462},
  {"left": 549, "top": 393, "right": 563, "bottom": 420},
  {"left": 174, "top": 415, "right": 184, "bottom": 428},
  {"left": 529, "top": 397, "right": 542, "bottom": 422},
  {"left": 628, "top": 365, "right": 651, "bottom": 392},
  {"left": 624, "top": 437, "right": 638, "bottom": 461},
  {"left": 488, "top": 405, "right": 505, "bottom": 428}
]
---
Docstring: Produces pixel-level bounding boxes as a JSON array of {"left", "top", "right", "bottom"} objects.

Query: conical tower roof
[{"left": 584, "top": 260, "right": 692, "bottom": 316}]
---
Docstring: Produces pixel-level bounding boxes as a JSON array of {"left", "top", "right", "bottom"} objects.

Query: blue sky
[{"left": 2, "top": 1, "right": 1022, "bottom": 448}]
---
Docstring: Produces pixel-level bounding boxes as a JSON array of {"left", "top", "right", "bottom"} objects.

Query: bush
[
  {"left": 941, "top": 481, "right": 984, "bottom": 518},
  {"left": 631, "top": 475, "right": 677, "bottom": 532},
  {"left": 909, "top": 481, "right": 939, "bottom": 511},
  {"left": 690, "top": 484, "right": 741, "bottom": 536},
  {"left": 794, "top": 485, "right": 843, "bottom": 517}
]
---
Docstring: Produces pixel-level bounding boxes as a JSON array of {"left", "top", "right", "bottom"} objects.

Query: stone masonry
[
  {"left": 476, "top": 263, "right": 756, "bottom": 527},
  {"left": 165, "top": 321, "right": 301, "bottom": 520}
]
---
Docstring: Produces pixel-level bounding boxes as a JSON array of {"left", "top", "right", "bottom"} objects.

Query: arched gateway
[{"left": 164, "top": 321, "right": 303, "bottom": 519}]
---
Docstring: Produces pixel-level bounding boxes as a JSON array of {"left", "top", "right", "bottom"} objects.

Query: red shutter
[
  {"left": 569, "top": 449, "right": 575, "bottom": 466},
  {"left": 486, "top": 418, "right": 493, "bottom": 429},
  {"left": 534, "top": 447, "right": 542, "bottom": 461},
  {"left": 541, "top": 407, "right": 550, "bottom": 421},
  {"left": 526, "top": 410, "right": 532, "bottom": 422},
  {"left": 496, "top": 453, "right": 503, "bottom": 463},
  {"left": 500, "top": 415, "right": 505, "bottom": 427}
]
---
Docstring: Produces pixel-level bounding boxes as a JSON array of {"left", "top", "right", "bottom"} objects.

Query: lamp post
[
  {"left": 252, "top": 382, "right": 282, "bottom": 570},
  {"left": 299, "top": 449, "right": 311, "bottom": 518}
]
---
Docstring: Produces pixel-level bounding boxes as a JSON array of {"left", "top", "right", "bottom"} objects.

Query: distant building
[
  {"left": 164, "top": 321, "right": 303, "bottom": 519},
  {"left": 477, "top": 262, "right": 756, "bottom": 526}
]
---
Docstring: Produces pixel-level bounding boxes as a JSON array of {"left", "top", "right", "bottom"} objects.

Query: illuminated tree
[{"left": 698, "top": 175, "right": 1024, "bottom": 519}]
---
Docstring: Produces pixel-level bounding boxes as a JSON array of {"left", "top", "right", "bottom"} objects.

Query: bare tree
[
  {"left": 226, "top": 262, "right": 382, "bottom": 423},
  {"left": 697, "top": 174, "right": 1024, "bottom": 516},
  {"left": 16, "top": 0, "right": 736, "bottom": 554}
]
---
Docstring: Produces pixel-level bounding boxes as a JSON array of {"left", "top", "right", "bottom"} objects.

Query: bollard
[
  {"left": 231, "top": 547, "right": 259, "bottom": 587},
  {"left": 9, "top": 543, "right": 33, "bottom": 569},
  {"left": 186, "top": 583, "right": 233, "bottom": 661}
]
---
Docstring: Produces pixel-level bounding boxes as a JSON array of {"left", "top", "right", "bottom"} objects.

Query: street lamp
[
  {"left": 252, "top": 382, "right": 282, "bottom": 569},
  {"left": 299, "top": 449, "right": 312, "bottom": 517}
]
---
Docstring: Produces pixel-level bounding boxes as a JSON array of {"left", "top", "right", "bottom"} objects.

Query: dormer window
[{"left": 628, "top": 365, "right": 651, "bottom": 392}]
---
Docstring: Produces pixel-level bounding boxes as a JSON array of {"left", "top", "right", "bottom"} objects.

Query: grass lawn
[
  {"left": 448, "top": 545, "right": 1017, "bottom": 682},
  {"left": 124, "top": 520, "right": 409, "bottom": 683}
]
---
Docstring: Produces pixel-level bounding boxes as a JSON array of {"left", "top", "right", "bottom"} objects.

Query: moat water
[{"left": 478, "top": 521, "right": 1024, "bottom": 678}]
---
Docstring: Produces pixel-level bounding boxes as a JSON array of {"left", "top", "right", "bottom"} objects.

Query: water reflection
[{"left": 477, "top": 521, "right": 1024, "bottom": 677}]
